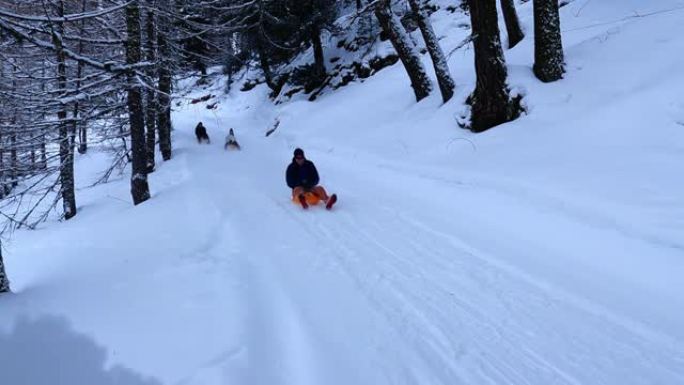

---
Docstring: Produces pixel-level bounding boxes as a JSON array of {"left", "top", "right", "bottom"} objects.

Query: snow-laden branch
[{"left": 0, "top": 1, "right": 131, "bottom": 23}]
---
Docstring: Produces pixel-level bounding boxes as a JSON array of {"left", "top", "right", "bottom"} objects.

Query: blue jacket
[{"left": 286, "top": 158, "right": 320, "bottom": 189}]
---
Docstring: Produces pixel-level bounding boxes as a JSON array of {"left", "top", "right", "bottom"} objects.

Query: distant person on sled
[{"left": 286, "top": 148, "right": 337, "bottom": 210}]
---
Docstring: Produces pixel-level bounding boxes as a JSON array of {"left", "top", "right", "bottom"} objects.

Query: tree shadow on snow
[{"left": 0, "top": 315, "right": 162, "bottom": 385}]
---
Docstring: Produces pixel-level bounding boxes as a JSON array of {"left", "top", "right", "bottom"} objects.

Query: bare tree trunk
[
  {"left": 10, "top": 65, "right": 18, "bottom": 189},
  {"left": 533, "top": 0, "right": 564, "bottom": 82},
  {"left": 77, "top": 110, "right": 87, "bottom": 154},
  {"left": 10, "top": 133, "right": 17, "bottom": 188},
  {"left": 40, "top": 134, "right": 47, "bottom": 169},
  {"left": 0, "top": 131, "right": 5, "bottom": 198},
  {"left": 126, "top": 0, "right": 151, "bottom": 205},
  {"left": 0, "top": 59, "right": 6, "bottom": 196},
  {"left": 144, "top": 6, "right": 157, "bottom": 173},
  {"left": 408, "top": 0, "right": 455, "bottom": 102},
  {"left": 500, "top": 0, "right": 525, "bottom": 48},
  {"left": 310, "top": 24, "right": 326, "bottom": 78},
  {"left": 467, "top": 0, "right": 521, "bottom": 132},
  {"left": 375, "top": 0, "right": 432, "bottom": 102},
  {"left": 39, "top": 63, "right": 48, "bottom": 169},
  {"left": 0, "top": 240, "right": 9, "bottom": 294},
  {"left": 76, "top": 0, "right": 87, "bottom": 154},
  {"left": 157, "top": 3, "right": 172, "bottom": 162},
  {"left": 53, "top": 0, "right": 77, "bottom": 219},
  {"left": 256, "top": 39, "right": 276, "bottom": 91}
]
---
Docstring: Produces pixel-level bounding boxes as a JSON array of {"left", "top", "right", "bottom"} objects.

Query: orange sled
[{"left": 292, "top": 191, "right": 321, "bottom": 206}]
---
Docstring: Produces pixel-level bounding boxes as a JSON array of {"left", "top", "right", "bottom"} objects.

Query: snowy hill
[{"left": 2, "top": 1, "right": 684, "bottom": 384}]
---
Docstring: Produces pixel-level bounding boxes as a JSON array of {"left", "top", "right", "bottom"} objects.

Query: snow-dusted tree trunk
[
  {"left": 467, "top": 0, "right": 520, "bottom": 132},
  {"left": 500, "top": 0, "right": 525, "bottom": 48},
  {"left": 375, "top": 0, "right": 432, "bottom": 102},
  {"left": 157, "top": 3, "right": 172, "bottom": 162},
  {"left": 533, "top": 0, "right": 564, "bottom": 82},
  {"left": 0, "top": 240, "right": 9, "bottom": 294},
  {"left": 144, "top": 7, "right": 157, "bottom": 173},
  {"left": 125, "top": 0, "right": 151, "bottom": 205},
  {"left": 53, "top": 0, "right": 77, "bottom": 220},
  {"left": 407, "top": 0, "right": 455, "bottom": 102}
]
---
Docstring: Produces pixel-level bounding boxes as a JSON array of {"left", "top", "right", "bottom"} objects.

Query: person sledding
[{"left": 286, "top": 148, "right": 337, "bottom": 210}]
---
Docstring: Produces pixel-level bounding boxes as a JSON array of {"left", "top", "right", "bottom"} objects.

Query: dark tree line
[
  {"left": 223, "top": 0, "right": 340, "bottom": 94},
  {"left": 357, "top": 0, "right": 563, "bottom": 131}
]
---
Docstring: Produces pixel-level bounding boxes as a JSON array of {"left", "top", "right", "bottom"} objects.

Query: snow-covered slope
[{"left": 2, "top": 1, "right": 684, "bottom": 384}]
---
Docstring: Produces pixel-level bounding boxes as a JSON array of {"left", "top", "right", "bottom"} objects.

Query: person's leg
[
  {"left": 292, "top": 186, "right": 309, "bottom": 208},
  {"left": 292, "top": 186, "right": 306, "bottom": 199},
  {"left": 311, "top": 186, "right": 329, "bottom": 201}
]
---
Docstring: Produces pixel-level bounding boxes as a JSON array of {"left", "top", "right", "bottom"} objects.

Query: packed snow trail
[
  {"left": 2, "top": 1, "right": 684, "bottom": 383},
  {"left": 164, "top": 120, "right": 684, "bottom": 384}
]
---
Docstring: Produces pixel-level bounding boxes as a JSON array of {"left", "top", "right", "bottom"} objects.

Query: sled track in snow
[{"left": 290, "top": 202, "right": 684, "bottom": 385}]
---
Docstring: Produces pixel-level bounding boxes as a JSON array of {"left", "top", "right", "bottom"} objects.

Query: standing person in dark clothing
[
  {"left": 195, "top": 122, "right": 210, "bottom": 144},
  {"left": 286, "top": 148, "right": 337, "bottom": 209}
]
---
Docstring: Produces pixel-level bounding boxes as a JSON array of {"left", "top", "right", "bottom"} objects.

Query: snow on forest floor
[{"left": 2, "top": 1, "right": 684, "bottom": 384}]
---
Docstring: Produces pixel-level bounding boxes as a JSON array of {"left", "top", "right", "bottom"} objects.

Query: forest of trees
[{"left": 0, "top": 0, "right": 566, "bottom": 292}]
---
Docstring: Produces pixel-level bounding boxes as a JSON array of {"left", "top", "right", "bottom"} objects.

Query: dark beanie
[{"left": 293, "top": 148, "right": 304, "bottom": 157}]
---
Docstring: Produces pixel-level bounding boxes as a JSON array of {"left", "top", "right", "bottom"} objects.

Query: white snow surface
[{"left": 2, "top": 1, "right": 684, "bottom": 384}]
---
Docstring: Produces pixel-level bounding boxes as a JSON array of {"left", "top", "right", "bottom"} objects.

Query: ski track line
[
  {"left": 323, "top": 154, "right": 684, "bottom": 339},
  {"left": 307, "top": 152, "right": 684, "bottom": 382},
  {"left": 308, "top": 199, "right": 684, "bottom": 385},
  {"left": 288, "top": 206, "right": 549, "bottom": 385}
]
